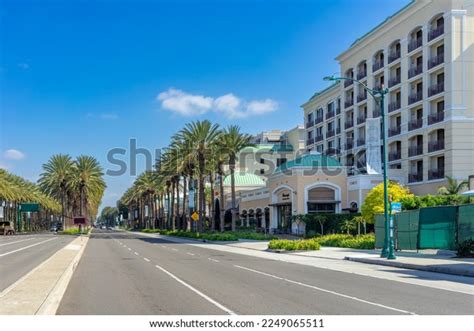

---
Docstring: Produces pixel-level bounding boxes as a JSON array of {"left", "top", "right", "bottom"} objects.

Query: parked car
[{"left": 0, "top": 221, "right": 15, "bottom": 235}]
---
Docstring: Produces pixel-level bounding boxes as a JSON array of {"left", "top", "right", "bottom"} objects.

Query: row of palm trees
[
  {"left": 39, "top": 154, "right": 106, "bottom": 228},
  {"left": 1, "top": 154, "right": 106, "bottom": 230},
  {"left": 120, "top": 120, "right": 253, "bottom": 232}
]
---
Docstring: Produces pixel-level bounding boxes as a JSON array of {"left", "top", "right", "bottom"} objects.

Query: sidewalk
[
  {"left": 0, "top": 235, "right": 89, "bottom": 315},
  {"left": 225, "top": 240, "right": 474, "bottom": 277}
]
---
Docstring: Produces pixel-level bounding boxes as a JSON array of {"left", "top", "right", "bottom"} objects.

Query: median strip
[{"left": 234, "top": 264, "right": 416, "bottom": 315}]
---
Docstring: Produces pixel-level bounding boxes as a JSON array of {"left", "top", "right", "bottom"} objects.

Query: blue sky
[{"left": 0, "top": 0, "right": 410, "bottom": 210}]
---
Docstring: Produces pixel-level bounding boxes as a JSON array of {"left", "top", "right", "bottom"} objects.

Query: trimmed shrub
[
  {"left": 314, "top": 233, "right": 375, "bottom": 249},
  {"left": 233, "top": 232, "right": 276, "bottom": 240},
  {"left": 268, "top": 238, "right": 320, "bottom": 251},
  {"left": 456, "top": 239, "right": 474, "bottom": 257}
]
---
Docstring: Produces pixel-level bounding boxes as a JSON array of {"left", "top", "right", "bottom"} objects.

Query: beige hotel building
[
  {"left": 229, "top": 0, "right": 473, "bottom": 233},
  {"left": 303, "top": 0, "right": 473, "bottom": 196}
]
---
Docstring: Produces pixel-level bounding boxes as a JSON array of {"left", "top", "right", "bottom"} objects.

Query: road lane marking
[
  {"left": 134, "top": 252, "right": 139, "bottom": 256},
  {"left": 186, "top": 252, "right": 195, "bottom": 256},
  {"left": 234, "top": 265, "right": 416, "bottom": 315},
  {"left": 208, "top": 258, "right": 219, "bottom": 263},
  {"left": 0, "top": 237, "right": 36, "bottom": 247},
  {"left": 144, "top": 257, "right": 150, "bottom": 262},
  {"left": 171, "top": 248, "right": 178, "bottom": 252},
  {"left": 154, "top": 264, "right": 235, "bottom": 315},
  {"left": 0, "top": 238, "right": 58, "bottom": 258},
  {"left": 128, "top": 248, "right": 132, "bottom": 251},
  {"left": 161, "top": 245, "right": 166, "bottom": 248}
]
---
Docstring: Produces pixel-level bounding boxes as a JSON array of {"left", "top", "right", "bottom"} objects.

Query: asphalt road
[
  {"left": 0, "top": 233, "right": 75, "bottom": 292},
  {"left": 57, "top": 230, "right": 474, "bottom": 315}
]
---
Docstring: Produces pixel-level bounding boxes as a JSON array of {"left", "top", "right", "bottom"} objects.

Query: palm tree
[
  {"left": 177, "top": 120, "right": 221, "bottom": 231},
  {"left": 438, "top": 176, "right": 468, "bottom": 195},
  {"left": 38, "top": 154, "right": 75, "bottom": 228},
  {"left": 71, "top": 155, "right": 106, "bottom": 223},
  {"left": 220, "top": 125, "right": 253, "bottom": 231}
]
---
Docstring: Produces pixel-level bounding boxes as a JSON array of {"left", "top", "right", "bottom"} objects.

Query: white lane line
[
  {"left": 171, "top": 248, "right": 178, "bottom": 252},
  {"left": 161, "top": 245, "right": 166, "bottom": 248},
  {"left": 154, "top": 264, "right": 235, "bottom": 315},
  {"left": 134, "top": 252, "right": 139, "bottom": 256},
  {"left": 128, "top": 248, "right": 132, "bottom": 251},
  {"left": 144, "top": 257, "right": 150, "bottom": 262},
  {"left": 186, "top": 252, "right": 195, "bottom": 256},
  {"left": 0, "top": 238, "right": 58, "bottom": 258},
  {"left": 234, "top": 265, "right": 416, "bottom": 315},
  {"left": 208, "top": 258, "right": 220, "bottom": 263},
  {"left": 0, "top": 237, "right": 36, "bottom": 247}
]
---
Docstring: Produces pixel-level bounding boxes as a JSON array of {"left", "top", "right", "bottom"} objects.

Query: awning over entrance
[
  {"left": 307, "top": 200, "right": 341, "bottom": 204},
  {"left": 268, "top": 202, "right": 292, "bottom": 207}
]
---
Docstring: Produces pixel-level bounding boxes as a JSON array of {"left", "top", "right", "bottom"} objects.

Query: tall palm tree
[
  {"left": 220, "top": 125, "right": 254, "bottom": 231},
  {"left": 438, "top": 176, "right": 468, "bottom": 195},
  {"left": 38, "top": 154, "right": 75, "bottom": 228},
  {"left": 71, "top": 155, "right": 106, "bottom": 223},
  {"left": 177, "top": 120, "right": 221, "bottom": 231}
]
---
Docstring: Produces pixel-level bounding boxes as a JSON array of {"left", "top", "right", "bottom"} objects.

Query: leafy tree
[{"left": 361, "top": 181, "right": 414, "bottom": 223}]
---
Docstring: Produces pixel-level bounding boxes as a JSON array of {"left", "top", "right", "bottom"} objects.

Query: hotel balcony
[
  {"left": 372, "top": 59, "right": 384, "bottom": 72},
  {"left": 326, "top": 129, "right": 335, "bottom": 138},
  {"left": 428, "top": 112, "right": 444, "bottom": 125},
  {"left": 357, "top": 70, "right": 367, "bottom": 80},
  {"left": 408, "top": 173, "right": 423, "bottom": 183},
  {"left": 326, "top": 110, "right": 335, "bottom": 120},
  {"left": 373, "top": 109, "right": 381, "bottom": 118},
  {"left": 428, "top": 139, "right": 445, "bottom": 153},
  {"left": 345, "top": 120, "right": 354, "bottom": 129},
  {"left": 388, "top": 50, "right": 401, "bottom": 64},
  {"left": 357, "top": 138, "right": 365, "bottom": 146},
  {"left": 373, "top": 83, "right": 384, "bottom": 91},
  {"left": 428, "top": 168, "right": 445, "bottom": 180},
  {"left": 336, "top": 127, "right": 341, "bottom": 135},
  {"left": 428, "top": 82, "right": 444, "bottom": 97},
  {"left": 344, "top": 80, "right": 353, "bottom": 88},
  {"left": 315, "top": 134, "right": 324, "bottom": 142},
  {"left": 306, "top": 138, "right": 314, "bottom": 146},
  {"left": 408, "top": 118, "right": 423, "bottom": 131},
  {"left": 389, "top": 150, "right": 401, "bottom": 161},
  {"left": 408, "top": 145, "right": 423, "bottom": 157},
  {"left": 388, "top": 75, "right": 401, "bottom": 87},
  {"left": 408, "top": 91, "right": 423, "bottom": 105},
  {"left": 315, "top": 115, "right": 324, "bottom": 124},
  {"left": 345, "top": 138, "right": 354, "bottom": 150},
  {"left": 388, "top": 126, "right": 401, "bottom": 137},
  {"left": 325, "top": 148, "right": 340, "bottom": 155},
  {"left": 388, "top": 100, "right": 401, "bottom": 113},
  {"left": 357, "top": 92, "right": 367, "bottom": 103},
  {"left": 305, "top": 120, "right": 314, "bottom": 129},
  {"left": 357, "top": 115, "right": 366, "bottom": 125},
  {"left": 336, "top": 106, "right": 341, "bottom": 115},
  {"left": 428, "top": 53, "right": 444, "bottom": 69},
  {"left": 408, "top": 65, "right": 422, "bottom": 79},
  {"left": 428, "top": 25, "right": 444, "bottom": 41},
  {"left": 345, "top": 99, "right": 354, "bottom": 109},
  {"left": 408, "top": 38, "right": 422, "bottom": 53}
]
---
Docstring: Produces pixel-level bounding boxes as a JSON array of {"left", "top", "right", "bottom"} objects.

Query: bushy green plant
[
  {"left": 268, "top": 238, "right": 320, "bottom": 251},
  {"left": 59, "top": 228, "right": 86, "bottom": 235},
  {"left": 456, "top": 239, "right": 474, "bottom": 257},
  {"left": 232, "top": 232, "right": 276, "bottom": 240},
  {"left": 312, "top": 233, "right": 375, "bottom": 249}
]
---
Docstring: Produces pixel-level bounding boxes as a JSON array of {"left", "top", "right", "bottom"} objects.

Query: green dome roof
[
  {"left": 223, "top": 173, "right": 266, "bottom": 187},
  {"left": 275, "top": 153, "right": 342, "bottom": 173}
]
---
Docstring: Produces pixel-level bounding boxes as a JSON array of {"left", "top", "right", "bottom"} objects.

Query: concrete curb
[
  {"left": 37, "top": 235, "right": 89, "bottom": 315},
  {"left": 344, "top": 256, "right": 474, "bottom": 278}
]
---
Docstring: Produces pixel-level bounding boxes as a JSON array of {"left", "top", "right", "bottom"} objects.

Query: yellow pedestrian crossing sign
[{"left": 191, "top": 212, "right": 199, "bottom": 222}]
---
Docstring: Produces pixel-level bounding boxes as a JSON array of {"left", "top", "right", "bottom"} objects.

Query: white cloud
[
  {"left": 246, "top": 99, "right": 278, "bottom": 116},
  {"left": 157, "top": 88, "right": 278, "bottom": 119},
  {"left": 157, "top": 88, "right": 213, "bottom": 116},
  {"left": 3, "top": 149, "right": 25, "bottom": 160}
]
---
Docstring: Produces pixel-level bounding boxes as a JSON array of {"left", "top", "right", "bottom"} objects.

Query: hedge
[{"left": 268, "top": 239, "right": 320, "bottom": 251}]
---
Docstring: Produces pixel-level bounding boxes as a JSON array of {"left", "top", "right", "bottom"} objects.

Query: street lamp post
[{"left": 323, "top": 75, "right": 395, "bottom": 260}]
